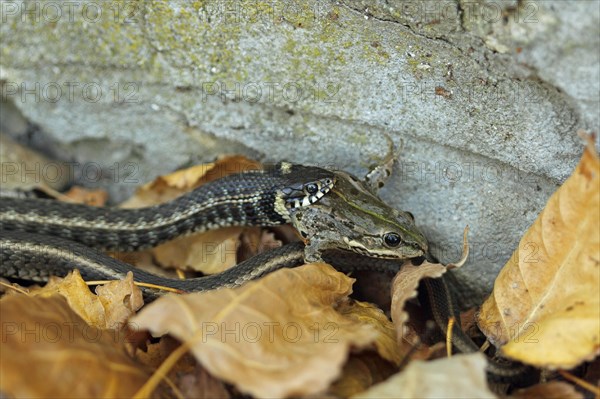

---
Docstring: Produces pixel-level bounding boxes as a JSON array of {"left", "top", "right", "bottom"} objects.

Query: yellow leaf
[
  {"left": 151, "top": 227, "right": 248, "bottom": 274},
  {"left": 352, "top": 353, "right": 496, "bottom": 399},
  {"left": 30, "top": 270, "right": 143, "bottom": 329},
  {"left": 337, "top": 299, "right": 402, "bottom": 366},
  {"left": 95, "top": 273, "right": 146, "bottom": 327},
  {"left": 130, "top": 263, "right": 379, "bottom": 398},
  {"left": 328, "top": 353, "right": 396, "bottom": 397},
  {"left": 0, "top": 295, "right": 150, "bottom": 398},
  {"left": 478, "top": 134, "right": 600, "bottom": 369}
]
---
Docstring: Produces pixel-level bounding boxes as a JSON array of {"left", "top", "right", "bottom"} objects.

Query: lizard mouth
[{"left": 346, "top": 242, "right": 424, "bottom": 259}]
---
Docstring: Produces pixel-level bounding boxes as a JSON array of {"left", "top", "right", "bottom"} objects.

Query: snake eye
[
  {"left": 304, "top": 183, "right": 319, "bottom": 195},
  {"left": 383, "top": 232, "right": 401, "bottom": 247}
]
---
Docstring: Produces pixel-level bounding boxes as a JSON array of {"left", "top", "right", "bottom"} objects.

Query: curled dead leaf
[
  {"left": 63, "top": 186, "right": 109, "bottom": 206},
  {"left": 130, "top": 263, "right": 380, "bottom": 398},
  {"left": 30, "top": 270, "right": 143, "bottom": 329},
  {"left": 151, "top": 227, "right": 249, "bottom": 274},
  {"left": 478, "top": 134, "right": 600, "bottom": 369},
  {"left": 390, "top": 261, "right": 447, "bottom": 346}
]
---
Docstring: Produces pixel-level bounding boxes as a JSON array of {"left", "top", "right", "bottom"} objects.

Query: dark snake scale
[{"left": 0, "top": 163, "right": 335, "bottom": 252}]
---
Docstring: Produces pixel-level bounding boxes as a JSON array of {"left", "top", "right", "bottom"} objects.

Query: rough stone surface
[{"left": 1, "top": 0, "right": 598, "bottom": 303}]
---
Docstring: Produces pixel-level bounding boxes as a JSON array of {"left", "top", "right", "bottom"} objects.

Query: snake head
[{"left": 268, "top": 163, "right": 336, "bottom": 209}]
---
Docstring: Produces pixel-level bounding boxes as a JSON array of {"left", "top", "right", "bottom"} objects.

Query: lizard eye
[
  {"left": 304, "top": 183, "right": 319, "bottom": 195},
  {"left": 383, "top": 232, "right": 401, "bottom": 247}
]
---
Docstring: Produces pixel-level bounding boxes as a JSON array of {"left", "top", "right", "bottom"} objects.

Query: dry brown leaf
[
  {"left": 351, "top": 353, "right": 496, "bottom": 399},
  {"left": 328, "top": 353, "right": 397, "bottom": 397},
  {"left": 95, "top": 273, "right": 146, "bottom": 326},
  {"left": 63, "top": 186, "right": 109, "bottom": 206},
  {"left": 512, "top": 381, "right": 584, "bottom": 399},
  {"left": 135, "top": 341, "right": 169, "bottom": 370},
  {"left": 30, "top": 270, "right": 143, "bottom": 329},
  {"left": 135, "top": 338, "right": 230, "bottom": 399},
  {"left": 178, "top": 363, "right": 231, "bottom": 399},
  {"left": 0, "top": 295, "right": 150, "bottom": 398},
  {"left": 130, "top": 263, "right": 380, "bottom": 398},
  {"left": 152, "top": 225, "right": 275, "bottom": 274},
  {"left": 337, "top": 299, "right": 402, "bottom": 366},
  {"left": 478, "top": 135, "right": 600, "bottom": 369},
  {"left": 152, "top": 227, "right": 249, "bottom": 273},
  {"left": 238, "top": 228, "right": 283, "bottom": 261}
]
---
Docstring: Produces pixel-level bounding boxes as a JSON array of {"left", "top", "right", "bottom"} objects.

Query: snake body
[
  {"left": 0, "top": 163, "right": 334, "bottom": 252},
  {"left": 0, "top": 231, "right": 308, "bottom": 294}
]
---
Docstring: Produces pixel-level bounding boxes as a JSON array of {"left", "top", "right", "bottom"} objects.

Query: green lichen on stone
[
  {"left": 403, "top": 45, "right": 438, "bottom": 78},
  {"left": 348, "top": 133, "right": 369, "bottom": 145},
  {"left": 274, "top": 5, "right": 349, "bottom": 84},
  {"left": 142, "top": 1, "right": 249, "bottom": 84},
  {"left": 1, "top": 0, "right": 154, "bottom": 70}
]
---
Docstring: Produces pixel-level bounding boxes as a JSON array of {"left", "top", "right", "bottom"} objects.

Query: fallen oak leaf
[
  {"left": 178, "top": 363, "right": 231, "bottom": 399},
  {"left": 0, "top": 133, "right": 70, "bottom": 192},
  {"left": 238, "top": 228, "right": 283, "bottom": 262},
  {"left": 351, "top": 353, "right": 496, "bottom": 399},
  {"left": 0, "top": 295, "right": 151, "bottom": 398},
  {"left": 477, "top": 133, "right": 600, "bottom": 369},
  {"left": 135, "top": 338, "right": 227, "bottom": 399},
  {"left": 95, "top": 272, "right": 146, "bottom": 326},
  {"left": 130, "top": 263, "right": 380, "bottom": 398}
]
